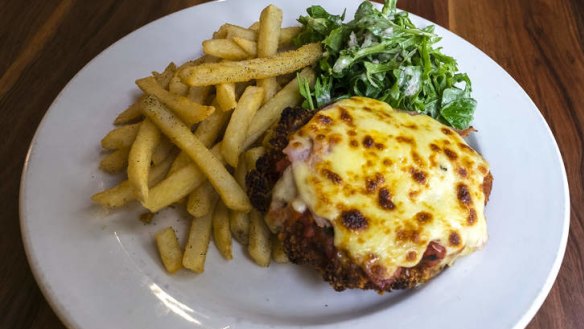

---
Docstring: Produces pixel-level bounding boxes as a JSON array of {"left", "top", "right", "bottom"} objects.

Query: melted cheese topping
[{"left": 284, "top": 97, "right": 489, "bottom": 279}]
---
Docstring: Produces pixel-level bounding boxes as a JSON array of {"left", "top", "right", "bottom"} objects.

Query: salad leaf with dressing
[{"left": 294, "top": 0, "right": 477, "bottom": 129}]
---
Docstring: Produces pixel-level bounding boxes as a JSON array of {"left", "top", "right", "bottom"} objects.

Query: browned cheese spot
[
  {"left": 378, "top": 187, "right": 396, "bottom": 210},
  {"left": 383, "top": 158, "right": 393, "bottom": 166},
  {"left": 412, "top": 151, "right": 425, "bottom": 166},
  {"left": 363, "top": 106, "right": 373, "bottom": 112},
  {"left": 315, "top": 134, "right": 325, "bottom": 141},
  {"left": 375, "top": 143, "right": 385, "bottom": 150},
  {"left": 339, "top": 107, "right": 353, "bottom": 124},
  {"left": 341, "top": 210, "right": 368, "bottom": 230},
  {"left": 316, "top": 114, "right": 332, "bottom": 125},
  {"left": 444, "top": 148, "right": 458, "bottom": 160},
  {"left": 478, "top": 165, "right": 488, "bottom": 175},
  {"left": 321, "top": 169, "right": 342, "bottom": 184},
  {"left": 458, "top": 142, "right": 475, "bottom": 153},
  {"left": 408, "top": 190, "right": 421, "bottom": 201},
  {"left": 396, "top": 135, "right": 414, "bottom": 144},
  {"left": 406, "top": 251, "right": 417, "bottom": 262},
  {"left": 457, "top": 167, "right": 468, "bottom": 178},
  {"left": 405, "top": 123, "right": 418, "bottom": 130},
  {"left": 396, "top": 228, "right": 421, "bottom": 243},
  {"left": 457, "top": 183, "right": 472, "bottom": 206},
  {"left": 350, "top": 139, "right": 359, "bottom": 148},
  {"left": 410, "top": 167, "right": 427, "bottom": 184},
  {"left": 328, "top": 134, "right": 342, "bottom": 145},
  {"left": 429, "top": 143, "right": 441, "bottom": 152},
  {"left": 467, "top": 208, "right": 477, "bottom": 225},
  {"left": 441, "top": 127, "right": 453, "bottom": 135},
  {"left": 362, "top": 135, "right": 374, "bottom": 148},
  {"left": 365, "top": 173, "right": 385, "bottom": 193},
  {"left": 348, "top": 130, "right": 357, "bottom": 136},
  {"left": 449, "top": 231, "right": 461, "bottom": 247},
  {"left": 415, "top": 211, "right": 433, "bottom": 224}
]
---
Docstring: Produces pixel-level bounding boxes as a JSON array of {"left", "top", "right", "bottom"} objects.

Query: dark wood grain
[{"left": 1, "top": 0, "right": 582, "bottom": 328}]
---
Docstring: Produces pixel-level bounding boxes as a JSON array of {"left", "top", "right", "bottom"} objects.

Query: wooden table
[{"left": 1, "top": 0, "right": 582, "bottom": 328}]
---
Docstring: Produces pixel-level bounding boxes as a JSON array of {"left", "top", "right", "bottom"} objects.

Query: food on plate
[
  {"left": 221, "top": 86, "right": 265, "bottom": 167},
  {"left": 93, "top": 3, "right": 319, "bottom": 273},
  {"left": 183, "top": 209, "right": 215, "bottom": 273},
  {"left": 92, "top": 0, "right": 491, "bottom": 285},
  {"left": 295, "top": 0, "right": 477, "bottom": 130},
  {"left": 155, "top": 227, "right": 183, "bottom": 273},
  {"left": 247, "top": 97, "right": 492, "bottom": 292},
  {"left": 179, "top": 42, "right": 322, "bottom": 86},
  {"left": 140, "top": 96, "right": 251, "bottom": 211},
  {"left": 127, "top": 119, "right": 161, "bottom": 202}
]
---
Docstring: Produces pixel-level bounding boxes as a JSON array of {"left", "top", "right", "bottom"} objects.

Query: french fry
[
  {"left": 147, "top": 144, "right": 223, "bottom": 211},
  {"left": 166, "top": 105, "right": 231, "bottom": 176},
  {"left": 271, "top": 237, "right": 289, "bottom": 263},
  {"left": 203, "top": 39, "right": 251, "bottom": 61},
  {"left": 212, "top": 201, "right": 233, "bottom": 260},
  {"left": 151, "top": 136, "right": 175, "bottom": 166},
  {"left": 141, "top": 97, "right": 250, "bottom": 211},
  {"left": 278, "top": 27, "right": 302, "bottom": 48},
  {"left": 144, "top": 161, "right": 206, "bottom": 212},
  {"left": 258, "top": 78, "right": 280, "bottom": 104},
  {"left": 215, "top": 83, "right": 237, "bottom": 112},
  {"left": 99, "top": 147, "right": 130, "bottom": 174},
  {"left": 128, "top": 119, "right": 161, "bottom": 202},
  {"left": 258, "top": 5, "right": 282, "bottom": 58},
  {"left": 257, "top": 5, "right": 282, "bottom": 104},
  {"left": 168, "top": 151, "right": 191, "bottom": 176},
  {"left": 114, "top": 96, "right": 144, "bottom": 125},
  {"left": 223, "top": 22, "right": 300, "bottom": 48},
  {"left": 248, "top": 209, "right": 271, "bottom": 267},
  {"left": 179, "top": 42, "right": 322, "bottom": 86},
  {"left": 229, "top": 155, "right": 249, "bottom": 245},
  {"left": 168, "top": 101, "right": 232, "bottom": 176},
  {"left": 155, "top": 227, "right": 183, "bottom": 273},
  {"left": 187, "top": 181, "right": 218, "bottom": 217},
  {"left": 231, "top": 37, "right": 257, "bottom": 57},
  {"left": 243, "top": 67, "right": 315, "bottom": 149},
  {"left": 183, "top": 207, "right": 216, "bottom": 273},
  {"left": 100, "top": 122, "right": 141, "bottom": 150},
  {"left": 92, "top": 155, "right": 173, "bottom": 208},
  {"left": 229, "top": 211, "right": 250, "bottom": 245},
  {"left": 193, "top": 102, "right": 232, "bottom": 146},
  {"left": 221, "top": 86, "right": 264, "bottom": 167},
  {"left": 168, "top": 76, "right": 189, "bottom": 96},
  {"left": 152, "top": 62, "right": 176, "bottom": 90},
  {"left": 136, "top": 76, "right": 215, "bottom": 126},
  {"left": 220, "top": 23, "right": 257, "bottom": 41},
  {"left": 188, "top": 85, "right": 212, "bottom": 104}
]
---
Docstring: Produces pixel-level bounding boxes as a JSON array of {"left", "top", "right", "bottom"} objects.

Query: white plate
[{"left": 20, "top": 0, "right": 570, "bottom": 328}]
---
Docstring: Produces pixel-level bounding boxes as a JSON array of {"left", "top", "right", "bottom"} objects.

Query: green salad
[{"left": 294, "top": 0, "right": 476, "bottom": 130}]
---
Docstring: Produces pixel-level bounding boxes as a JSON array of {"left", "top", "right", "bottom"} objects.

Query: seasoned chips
[{"left": 92, "top": 4, "right": 322, "bottom": 274}]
